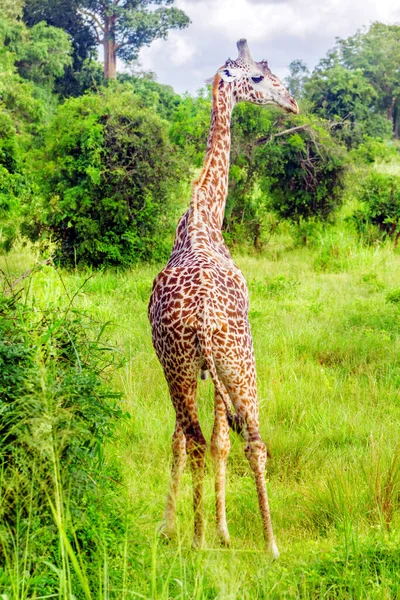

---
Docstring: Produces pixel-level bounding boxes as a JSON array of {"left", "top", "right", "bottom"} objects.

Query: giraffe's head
[{"left": 216, "top": 39, "right": 298, "bottom": 114}]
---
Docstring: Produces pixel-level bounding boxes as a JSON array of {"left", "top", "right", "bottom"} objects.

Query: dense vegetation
[
  {"left": 1, "top": 0, "right": 400, "bottom": 597},
  {"left": 2, "top": 237, "right": 400, "bottom": 598}
]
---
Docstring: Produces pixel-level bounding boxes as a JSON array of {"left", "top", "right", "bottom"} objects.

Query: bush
[
  {"left": 0, "top": 21, "right": 45, "bottom": 252},
  {"left": 352, "top": 171, "right": 400, "bottom": 245},
  {"left": 0, "top": 266, "right": 126, "bottom": 581},
  {"left": 223, "top": 109, "right": 348, "bottom": 247},
  {"left": 261, "top": 115, "right": 347, "bottom": 224},
  {"left": 23, "top": 85, "right": 189, "bottom": 267},
  {"left": 387, "top": 289, "right": 400, "bottom": 305}
]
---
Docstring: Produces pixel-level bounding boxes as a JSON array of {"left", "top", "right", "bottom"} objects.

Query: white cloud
[{"left": 138, "top": 0, "right": 400, "bottom": 93}]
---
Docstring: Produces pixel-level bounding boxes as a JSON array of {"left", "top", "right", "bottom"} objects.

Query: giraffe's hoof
[
  {"left": 217, "top": 528, "right": 231, "bottom": 547},
  {"left": 191, "top": 535, "right": 205, "bottom": 550},
  {"left": 157, "top": 521, "right": 175, "bottom": 541},
  {"left": 267, "top": 541, "right": 280, "bottom": 560}
]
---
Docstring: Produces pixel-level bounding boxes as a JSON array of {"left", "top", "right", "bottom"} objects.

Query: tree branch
[
  {"left": 115, "top": 38, "right": 129, "bottom": 49},
  {"left": 255, "top": 124, "right": 310, "bottom": 146},
  {"left": 78, "top": 8, "right": 106, "bottom": 35}
]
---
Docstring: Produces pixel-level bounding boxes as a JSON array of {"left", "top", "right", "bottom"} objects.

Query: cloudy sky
[{"left": 138, "top": 0, "right": 400, "bottom": 94}]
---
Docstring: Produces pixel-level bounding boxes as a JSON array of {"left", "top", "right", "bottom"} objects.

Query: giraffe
[{"left": 148, "top": 39, "right": 298, "bottom": 558}]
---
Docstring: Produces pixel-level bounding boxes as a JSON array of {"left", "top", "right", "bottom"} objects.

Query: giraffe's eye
[{"left": 251, "top": 75, "right": 264, "bottom": 83}]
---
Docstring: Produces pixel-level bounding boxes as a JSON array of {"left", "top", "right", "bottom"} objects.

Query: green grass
[{"left": 1, "top": 236, "right": 400, "bottom": 598}]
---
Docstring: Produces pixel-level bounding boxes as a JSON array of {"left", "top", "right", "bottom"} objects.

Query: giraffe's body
[{"left": 148, "top": 40, "right": 298, "bottom": 557}]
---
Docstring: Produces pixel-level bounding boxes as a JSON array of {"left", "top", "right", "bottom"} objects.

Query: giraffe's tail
[{"left": 196, "top": 312, "right": 244, "bottom": 437}]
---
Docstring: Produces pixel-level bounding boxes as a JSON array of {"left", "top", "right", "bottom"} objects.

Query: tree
[
  {"left": 305, "top": 65, "right": 384, "bottom": 147},
  {"left": 118, "top": 73, "right": 183, "bottom": 121},
  {"left": 0, "top": 15, "right": 53, "bottom": 252},
  {"left": 23, "top": 0, "right": 99, "bottom": 96},
  {"left": 13, "top": 21, "right": 73, "bottom": 88},
  {"left": 317, "top": 23, "right": 400, "bottom": 137},
  {"left": 1, "top": 0, "right": 25, "bottom": 20},
  {"left": 78, "top": 0, "right": 190, "bottom": 79},
  {"left": 23, "top": 85, "right": 189, "bottom": 266},
  {"left": 169, "top": 89, "right": 211, "bottom": 165},
  {"left": 352, "top": 172, "right": 400, "bottom": 246},
  {"left": 226, "top": 108, "right": 347, "bottom": 244},
  {"left": 260, "top": 115, "right": 347, "bottom": 224},
  {"left": 285, "top": 59, "right": 309, "bottom": 100}
]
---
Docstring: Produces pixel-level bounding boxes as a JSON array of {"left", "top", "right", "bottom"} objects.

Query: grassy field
[{"left": 2, "top": 233, "right": 400, "bottom": 598}]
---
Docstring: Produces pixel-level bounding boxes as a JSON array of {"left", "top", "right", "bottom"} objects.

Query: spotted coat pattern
[{"left": 148, "top": 40, "right": 298, "bottom": 557}]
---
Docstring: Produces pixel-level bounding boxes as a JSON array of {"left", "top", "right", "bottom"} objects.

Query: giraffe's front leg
[
  {"left": 160, "top": 421, "right": 187, "bottom": 538},
  {"left": 211, "top": 391, "right": 231, "bottom": 546}
]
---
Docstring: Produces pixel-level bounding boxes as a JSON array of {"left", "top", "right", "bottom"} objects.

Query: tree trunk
[
  {"left": 393, "top": 102, "right": 398, "bottom": 139},
  {"left": 387, "top": 96, "right": 395, "bottom": 128},
  {"left": 103, "top": 15, "right": 117, "bottom": 79}
]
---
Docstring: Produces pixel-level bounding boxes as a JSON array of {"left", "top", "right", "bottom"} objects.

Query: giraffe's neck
[{"left": 190, "top": 76, "right": 233, "bottom": 231}]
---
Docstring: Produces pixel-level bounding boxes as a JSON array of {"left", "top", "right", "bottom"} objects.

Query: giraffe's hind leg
[
  {"left": 167, "top": 375, "right": 207, "bottom": 549},
  {"left": 215, "top": 347, "right": 279, "bottom": 558},
  {"left": 161, "top": 421, "right": 186, "bottom": 539},
  {"left": 210, "top": 389, "right": 231, "bottom": 546}
]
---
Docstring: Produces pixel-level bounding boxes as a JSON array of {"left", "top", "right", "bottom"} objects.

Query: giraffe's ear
[{"left": 217, "top": 66, "right": 241, "bottom": 82}]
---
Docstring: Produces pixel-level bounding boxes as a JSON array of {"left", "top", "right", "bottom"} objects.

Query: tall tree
[
  {"left": 318, "top": 23, "right": 400, "bottom": 137},
  {"left": 1, "top": 0, "right": 25, "bottom": 19},
  {"left": 78, "top": 0, "right": 190, "bottom": 79},
  {"left": 305, "top": 65, "right": 382, "bottom": 147},
  {"left": 285, "top": 59, "right": 309, "bottom": 100},
  {"left": 23, "top": 0, "right": 98, "bottom": 96}
]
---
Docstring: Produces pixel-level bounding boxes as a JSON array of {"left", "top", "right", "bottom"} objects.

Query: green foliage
[
  {"left": 386, "top": 288, "right": 400, "bottom": 305},
  {"left": 306, "top": 65, "right": 380, "bottom": 147},
  {"left": 23, "top": 85, "right": 188, "bottom": 266},
  {"left": 23, "top": 0, "right": 99, "bottom": 97},
  {"left": 350, "top": 137, "right": 399, "bottom": 164},
  {"left": 0, "top": 18, "right": 49, "bottom": 251},
  {"left": 14, "top": 21, "right": 73, "bottom": 87},
  {"left": 308, "top": 22, "right": 400, "bottom": 143},
  {"left": 352, "top": 171, "right": 400, "bottom": 243},
  {"left": 0, "top": 20, "right": 46, "bottom": 127},
  {"left": 0, "top": 266, "right": 126, "bottom": 595},
  {"left": 223, "top": 103, "right": 277, "bottom": 247},
  {"left": 0, "top": 273, "right": 123, "bottom": 480},
  {"left": 221, "top": 107, "right": 348, "bottom": 247},
  {"left": 0, "top": 17, "right": 73, "bottom": 90},
  {"left": 169, "top": 89, "right": 211, "bottom": 165},
  {"left": 285, "top": 58, "right": 310, "bottom": 99},
  {"left": 265, "top": 116, "right": 347, "bottom": 224},
  {"left": 0, "top": 0, "right": 25, "bottom": 20},
  {"left": 337, "top": 22, "right": 400, "bottom": 135},
  {"left": 118, "top": 73, "right": 184, "bottom": 121}
]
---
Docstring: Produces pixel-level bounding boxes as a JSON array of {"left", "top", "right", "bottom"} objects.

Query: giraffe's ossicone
[{"left": 148, "top": 39, "right": 298, "bottom": 558}]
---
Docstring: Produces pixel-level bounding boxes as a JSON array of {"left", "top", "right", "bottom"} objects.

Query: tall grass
[{"left": 1, "top": 231, "right": 400, "bottom": 598}]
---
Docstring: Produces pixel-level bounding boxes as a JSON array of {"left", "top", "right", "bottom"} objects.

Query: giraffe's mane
[{"left": 189, "top": 73, "right": 223, "bottom": 227}]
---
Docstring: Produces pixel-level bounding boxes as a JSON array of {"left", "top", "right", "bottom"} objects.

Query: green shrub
[
  {"left": 352, "top": 171, "right": 400, "bottom": 244},
  {"left": 350, "top": 137, "right": 399, "bottom": 164},
  {"left": 23, "top": 85, "right": 188, "bottom": 267},
  {"left": 387, "top": 289, "right": 400, "bottom": 305},
  {"left": 0, "top": 267, "right": 126, "bottom": 584},
  {"left": 262, "top": 115, "right": 347, "bottom": 224},
  {"left": 224, "top": 110, "right": 348, "bottom": 247}
]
